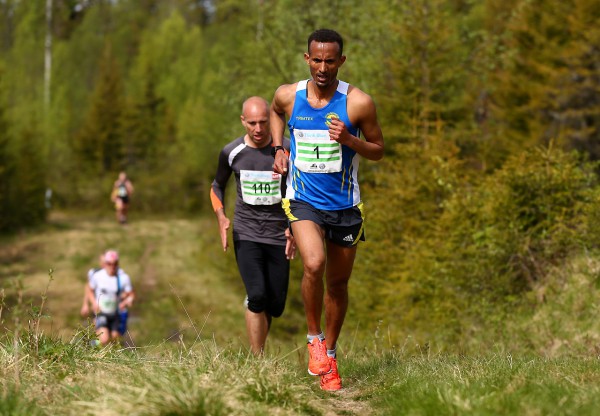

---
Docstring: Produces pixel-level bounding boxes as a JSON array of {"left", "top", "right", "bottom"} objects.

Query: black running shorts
[
  {"left": 95, "top": 313, "right": 120, "bottom": 332},
  {"left": 283, "top": 199, "right": 366, "bottom": 247}
]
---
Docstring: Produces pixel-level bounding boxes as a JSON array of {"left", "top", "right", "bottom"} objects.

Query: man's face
[
  {"left": 105, "top": 260, "right": 118, "bottom": 276},
  {"left": 241, "top": 104, "right": 270, "bottom": 147},
  {"left": 304, "top": 41, "right": 346, "bottom": 89}
]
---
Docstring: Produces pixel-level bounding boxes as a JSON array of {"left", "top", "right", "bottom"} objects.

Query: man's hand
[
  {"left": 80, "top": 303, "right": 90, "bottom": 318},
  {"left": 273, "top": 150, "right": 288, "bottom": 175},
  {"left": 328, "top": 118, "right": 352, "bottom": 145},
  {"left": 217, "top": 214, "right": 231, "bottom": 251},
  {"left": 285, "top": 228, "right": 296, "bottom": 260}
]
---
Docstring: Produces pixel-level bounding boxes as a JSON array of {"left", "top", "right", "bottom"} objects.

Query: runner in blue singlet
[{"left": 270, "top": 29, "right": 384, "bottom": 391}]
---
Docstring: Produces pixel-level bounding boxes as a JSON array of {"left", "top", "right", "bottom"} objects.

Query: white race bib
[
  {"left": 294, "top": 129, "right": 342, "bottom": 173},
  {"left": 99, "top": 293, "right": 118, "bottom": 314},
  {"left": 240, "top": 170, "right": 282, "bottom": 205}
]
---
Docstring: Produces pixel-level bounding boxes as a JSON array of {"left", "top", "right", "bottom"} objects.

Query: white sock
[
  {"left": 307, "top": 332, "right": 325, "bottom": 343},
  {"left": 327, "top": 347, "right": 336, "bottom": 358}
]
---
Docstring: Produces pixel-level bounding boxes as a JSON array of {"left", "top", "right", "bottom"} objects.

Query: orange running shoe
[
  {"left": 320, "top": 357, "right": 342, "bottom": 391},
  {"left": 307, "top": 338, "right": 331, "bottom": 376}
]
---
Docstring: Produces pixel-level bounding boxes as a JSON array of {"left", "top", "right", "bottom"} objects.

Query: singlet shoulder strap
[
  {"left": 296, "top": 80, "right": 309, "bottom": 91},
  {"left": 116, "top": 271, "right": 122, "bottom": 312},
  {"left": 336, "top": 81, "right": 349, "bottom": 95}
]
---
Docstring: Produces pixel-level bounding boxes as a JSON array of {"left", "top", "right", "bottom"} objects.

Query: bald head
[
  {"left": 242, "top": 96, "right": 269, "bottom": 117},
  {"left": 240, "top": 96, "right": 271, "bottom": 148}
]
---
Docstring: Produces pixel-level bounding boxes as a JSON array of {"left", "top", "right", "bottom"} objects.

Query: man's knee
[
  {"left": 267, "top": 300, "right": 286, "bottom": 318},
  {"left": 97, "top": 329, "right": 109, "bottom": 344},
  {"left": 246, "top": 295, "right": 267, "bottom": 314},
  {"left": 327, "top": 277, "right": 349, "bottom": 295},
  {"left": 303, "top": 258, "right": 325, "bottom": 279}
]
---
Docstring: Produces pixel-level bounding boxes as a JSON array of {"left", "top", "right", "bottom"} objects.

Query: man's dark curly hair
[{"left": 307, "top": 29, "right": 344, "bottom": 56}]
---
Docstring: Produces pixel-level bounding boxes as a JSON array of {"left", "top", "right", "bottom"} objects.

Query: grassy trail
[
  {"left": 0, "top": 211, "right": 304, "bottom": 350},
  {"left": 2, "top": 213, "right": 600, "bottom": 415}
]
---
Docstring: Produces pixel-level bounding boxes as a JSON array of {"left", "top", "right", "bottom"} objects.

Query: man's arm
[
  {"left": 270, "top": 84, "right": 295, "bottom": 174},
  {"left": 284, "top": 227, "right": 296, "bottom": 260},
  {"left": 80, "top": 283, "right": 91, "bottom": 317},
  {"left": 118, "top": 275, "right": 134, "bottom": 309},
  {"left": 86, "top": 283, "right": 99, "bottom": 314},
  {"left": 329, "top": 88, "right": 384, "bottom": 161},
  {"left": 119, "top": 290, "right": 134, "bottom": 310},
  {"left": 210, "top": 148, "right": 233, "bottom": 251},
  {"left": 126, "top": 180, "right": 134, "bottom": 195}
]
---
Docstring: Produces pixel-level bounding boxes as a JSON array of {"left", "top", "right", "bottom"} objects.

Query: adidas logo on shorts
[{"left": 343, "top": 234, "right": 354, "bottom": 242}]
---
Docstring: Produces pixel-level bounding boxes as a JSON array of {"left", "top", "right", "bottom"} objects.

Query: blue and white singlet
[{"left": 286, "top": 79, "right": 361, "bottom": 210}]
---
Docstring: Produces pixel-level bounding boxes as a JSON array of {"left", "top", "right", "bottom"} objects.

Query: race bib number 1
[
  {"left": 240, "top": 170, "right": 282, "bottom": 205},
  {"left": 294, "top": 129, "right": 342, "bottom": 173}
]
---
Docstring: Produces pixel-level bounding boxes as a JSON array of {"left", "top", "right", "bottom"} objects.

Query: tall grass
[
  {"left": 2, "top": 270, "right": 599, "bottom": 416},
  {"left": 2, "top": 325, "right": 600, "bottom": 415}
]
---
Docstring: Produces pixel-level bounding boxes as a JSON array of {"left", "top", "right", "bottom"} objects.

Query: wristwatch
[{"left": 271, "top": 145, "right": 285, "bottom": 157}]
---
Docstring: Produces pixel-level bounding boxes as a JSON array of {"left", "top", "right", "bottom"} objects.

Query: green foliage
[
  {"left": 370, "top": 145, "right": 600, "bottom": 348},
  {"left": 2, "top": 322, "right": 600, "bottom": 415},
  {"left": 11, "top": 128, "right": 46, "bottom": 227},
  {"left": 75, "top": 42, "right": 125, "bottom": 175},
  {"left": 491, "top": 0, "right": 600, "bottom": 160},
  {"left": 354, "top": 132, "right": 463, "bottom": 337},
  {"left": 505, "top": 253, "right": 600, "bottom": 357},
  {"left": 374, "top": 0, "right": 475, "bottom": 146},
  {"left": 438, "top": 145, "right": 598, "bottom": 295},
  {"left": 3, "top": 0, "right": 600, "bottom": 375},
  {"left": 129, "top": 11, "right": 204, "bottom": 114},
  {"left": 4, "top": 0, "right": 45, "bottom": 136},
  {"left": 1, "top": 215, "right": 600, "bottom": 414},
  {"left": 0, "top": 385, "right": 42, "bottom": 416},
  {"left": 0, "top": 60, "right": 46, "bottom": 231},
  {"left": 364, "top": 352, "right": 600, "bottom": 415},
  {"left": 0, "top": 62, "right": 14, "bottom": 232}
]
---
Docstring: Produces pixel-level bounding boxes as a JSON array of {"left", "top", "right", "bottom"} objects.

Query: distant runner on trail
[
  {"left": 111, "top": 171, "right": 134, "bottom": 225},
  {"left": 270, "top": 29, "right": 384, "bottom": 391},
  {"left": 81, "top": 252, "right": 132, "bottom": 338},
  {"left": 86, "top": 250, "right": 135, "bottom": 345},
  {"left": 210, "top": 96, "right": 295, "bottom": 355}
]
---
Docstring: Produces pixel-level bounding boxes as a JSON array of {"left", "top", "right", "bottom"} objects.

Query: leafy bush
[{"left": 370, "top": 145, "right": 600, "bottom": 349}]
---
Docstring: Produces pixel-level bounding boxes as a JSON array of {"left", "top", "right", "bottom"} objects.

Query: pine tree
[
  {"left": 74, "top": 41, "right": 125, "bottom": 174},
  {"left": 0, "top": 63, "right": 14, "bottom": 231},
  {"left": 351, "top": 0, "right": 471, "bottom": 327},
  {"left": 12, "top": 128, "right": 46, "bottom": 227},
  {"left": 491, "top": 0, "right": 600, "bottom": 160}
]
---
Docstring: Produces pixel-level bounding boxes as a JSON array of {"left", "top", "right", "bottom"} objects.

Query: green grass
[
  {"left": 2, "top": 212, "right": 600, "bottom": 415},
  {"left": 355, "top": 353, "right": 600, "bottom": 415},
  {"left": 1, "top": 332, "right": 600, "bottom": 415}
]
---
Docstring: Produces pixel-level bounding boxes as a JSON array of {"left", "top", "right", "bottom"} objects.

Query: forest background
[{"left": 1, "top": 0, "right": 600, "bottom": 356}]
